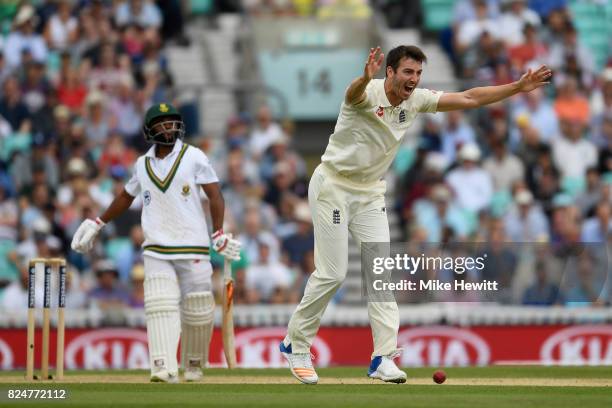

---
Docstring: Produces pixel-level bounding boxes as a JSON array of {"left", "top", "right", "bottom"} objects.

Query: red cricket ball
[{"left": 433, "top": 370, "right": 446, "bottom": 384}]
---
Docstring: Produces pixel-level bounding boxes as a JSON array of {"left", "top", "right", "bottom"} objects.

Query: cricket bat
[{"left": 221, "top": 258, "right": 237, "bottom": 368}]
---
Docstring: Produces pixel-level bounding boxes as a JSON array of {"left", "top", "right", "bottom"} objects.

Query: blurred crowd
[
  {"left": 0, "top": 1, "right": 316, "bottom": 316},
  {"left": 394, "top": 0, "right": 611, "bottom": 305},
  {"left": 0, "top": 0, "right": 609, "bottom": 318}
]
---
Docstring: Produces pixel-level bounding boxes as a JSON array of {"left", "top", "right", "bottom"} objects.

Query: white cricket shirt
[
  {"left": 321, "top": 78, "right": 442, "bottom": 183},
  {"left": 124, "top": 139, "right": 219, "bottom": 260}
]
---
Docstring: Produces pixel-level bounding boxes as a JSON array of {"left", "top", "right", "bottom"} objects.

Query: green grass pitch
[{"left": 0, "top": 367, "right": 610, "bottom": 408}]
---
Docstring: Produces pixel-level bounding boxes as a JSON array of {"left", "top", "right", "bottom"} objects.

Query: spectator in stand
[
  {"left": 97, "top": 132, "right": 137, "bottom": 175},
  {"left": 550, "top": 194, "right": 581, "bottom": 244},
  {"left": 412, "top": 184, "right": 471, "bottom": 242},
  {"left": 522, "top": 259, "right": 563, "bottom": 305},
  {"left": 128, "top": 263, "right": 145, "bottom": 308},
  {"left": 249, "top": 105, "right": 284, "bottom": 159},
  {"left": 56, "top": 65, "right": 88, "bottom": 114},
  {"left": 554, "top": 75, "right": 590, "bottom": 126},
  {"left": 504, "top": 188, "right": 549, "bottom": 241},
  {"left": 446, "top": 143, "right": 494, "bottom": 214},
  {"left": 108, "top": 75, "right": 148, "bottom": 146},
  {"left": 575, "top": 168, "right": 603, "bottom": 217},
  {"left": 238, "top": 203, "right": 281, "bottom": 264},
  {"left": 527, "top": 145, "right": 560, "bottom": 214},
  {"left": 88, "top": 42, "right": 129, "bottom": 92},
  {"left": 282, "top": 201, "right": 314, "bottom": 269},
  {"left": 21, "top": 61, "right": 51, "bottom": 115},
  {"left": 245, "top": 241, "right": 293, "bottom": 304},
  {"left": 456, "top": 0, "right": 500, "bottom": 55},
  {"left": 547, "top": 22, "right": 595, "bottom": 81},
  {"left": 115, "top": 0, "right": 162, "bottom": 30},
  {"left": 581, "top": 201, "right": 611, "bottom": 242},
  {"left": 552, "top": 118, "right": 597, "bottom": 180},
  {"left": 497, "top": 0, "right": 541, "bottom": 47},
  {"left": 83, "top": 91, "right": 113, "bottom": 147},
  {"left": 88, "top": 259, "right": 130, "bottom": 310},
  {"left": 0, "top": 76, "right": 30, "bottom": 131},
  {"left": 508, "top": 23, "right": 548, "bottom": 71},
  {"left": 441, "top": 110, "right": 476, "bottom": 164},
  {"left": 43, "top": 0, "right": 78, "bottom": 51},
  {"left": 260, "top": 134, "right": 307, "bottom": 183},
  {"left": 510, "top": 87, "right": 559, "bottom": 146},
  {"left": 263, "top": 161, "right": 308, "bottom": 212},
  {"left": 452, "top": 0, "right": 500, "bottom": 25},
  {"left": 3, "top": 5, "right": 48, "bottom": 70},
  {"left": 483, "top": 130, "right": 525, "bottom": 192},
  {"left": 590, "top": 69, "right": 612, "bottom": 146},
  {"left": 398, "top": 151, "right": 448, "bottom": 230},
  {"left": 515, "top": 121, "right": 544, "bottom": 169},
  {"left": 596, "top": 114, "right": 612, "bottom": 174}
]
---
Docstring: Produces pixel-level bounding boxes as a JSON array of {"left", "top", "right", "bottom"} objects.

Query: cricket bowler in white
[
  {"left": 71, "top": 103, "right": 241, "bottom": 383},
  {"left": 280, "top": 45, "right": 552, "bottom": 384}
]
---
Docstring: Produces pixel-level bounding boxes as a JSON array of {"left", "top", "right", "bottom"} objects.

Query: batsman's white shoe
[
  {"left": 280, "top": 342, "right": 318, "bottom": 385},
  {"left": 150, "top": 370, "right": 179, "bottom": 383},
  {"left": 184, "top": 367, "right": 203, "bottom": 382},
  {"left": 367, "top": 351, "right": 407, "bottom": 384}
]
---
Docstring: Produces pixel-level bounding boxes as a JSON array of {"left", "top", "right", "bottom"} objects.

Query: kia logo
[
  {"left": 0, "top": 337, "right": 14, "bottom": 370},
  {"left": 65, "top": 329, "right": 149, "bottom": 369},
  {"left": 231, "top": 327, "right": 331, "bottom": 368},
  {"left": 397, "top": 326, "right": 490, "bottom": 367},
  {"left": 540, "top": 325, "right": 612, "bottom": 365}
]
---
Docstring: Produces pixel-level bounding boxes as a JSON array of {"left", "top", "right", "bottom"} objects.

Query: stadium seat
[
  {"left": 105, "top": 238, "right": 134, "bottom": 283},
  {"left": 421, "top": 0, "right": 454, "bottom": 31},
  {"left": 569, "top": 0, "right": 610, "bottom": 70},
  {"left": 190, "top": 0, "right": 213, "bottom": 15}
]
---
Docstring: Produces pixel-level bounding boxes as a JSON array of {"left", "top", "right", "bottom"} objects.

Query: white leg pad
[
  {"left": 181, "top": 291, "right": 215, "bottom": 370},
  {"left": 145, "top": 274, "right": 181, "bottom": 376}
]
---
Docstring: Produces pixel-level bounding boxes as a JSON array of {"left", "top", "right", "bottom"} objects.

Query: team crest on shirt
[
  {"left": 399, "top": 110, "right": 406, "bottom": 123},
  {"left": 143, "top": 190, "right": 151, "bottom": 206},
  {"left": 376, "top": 106, "right": 384, "bottom": 117},
  {"left": 181, "top": 184, "right": 191, "bottom": 197}
]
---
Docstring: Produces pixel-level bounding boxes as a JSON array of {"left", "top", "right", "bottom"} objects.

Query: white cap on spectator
[
  {"left": 86, "top": 91, "right": 105, "bottom": 106},
  {"left": 294, "top": 201, "right": 312, "bottom": 224},
  {"left": 54, "top": 105, "right": 70, "bottom": 120},
  {"left": 47, "top": 235, "right": 62, "bottom": 251},
  {"left": 431, "top": 185, "right": 452, "bottom": 202},
  {"left": 32, "top": 217, "right": 51, "bottom": 234},
  {"left": 13, "top": 5, "right": 36, "bottom": 26},
  {"left": 459, "top": 143, "right": 481, "bottom": 162},
  {"left": 273, "top": 161, "right": 291, "bottom": 176},
  {"left": 424, "top": 152, "right": 448, "bottom": 172},
  {"left": 515, "top": 189, "right": 533, "bottom": 205},
  {"left": 270, "top": 134, "right": 289, "bottom": 146},
  {"left": 67, "top": 157, "right": 87, "bottom": 176}
]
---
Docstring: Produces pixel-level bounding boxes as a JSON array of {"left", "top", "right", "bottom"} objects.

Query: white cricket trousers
[{"left": 286, "top": 163, "right": 399, "bottom": 357}]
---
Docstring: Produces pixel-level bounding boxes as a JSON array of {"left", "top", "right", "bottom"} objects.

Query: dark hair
[{"left": 385, "top": 45, "right": 427, "bottom": 76}]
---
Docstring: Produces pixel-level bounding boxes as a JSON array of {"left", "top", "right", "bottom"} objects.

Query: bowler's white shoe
[
  {"left": 150, "top": 369, "right": 179, "bottom": 383},
  {"left": 184, "top": 367, "right": 203, "bottom": 382},
  {"left": 367, "top": 351, "right": 407, "bottom": 384},
  {"left": 280, "top": 342, "right": 318, "bottom": 385}
]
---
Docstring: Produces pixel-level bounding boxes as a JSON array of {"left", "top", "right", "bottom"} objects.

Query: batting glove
[
  {"left": 212, "top": 229, "right": 241, "bottom": 261},
  {"left": 71, "top": 217, "right": 105, "bottom": 253}
]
